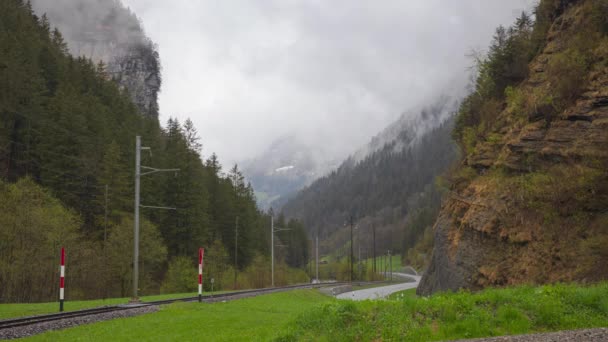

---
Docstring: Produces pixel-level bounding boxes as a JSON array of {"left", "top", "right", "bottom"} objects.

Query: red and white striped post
[
  {"left": 59, "top": 247, "right": 65, "bottom": 312},
  {"left": 198, "top": 248, "right": 205, "bottom": 302}
]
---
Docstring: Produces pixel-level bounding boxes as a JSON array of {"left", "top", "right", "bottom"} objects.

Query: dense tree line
[
  {"left": 453, "top": 11, "right": 535, "bottom": 146},
  {"left": 0, "top": 0, "right": 309, "bottom": 302}
]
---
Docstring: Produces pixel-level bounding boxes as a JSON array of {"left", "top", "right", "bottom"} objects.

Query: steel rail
[{"left": 0, "top": 281, "right": 362, "bottom": 330}]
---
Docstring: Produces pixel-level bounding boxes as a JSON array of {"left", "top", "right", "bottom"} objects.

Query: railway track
[{"left": 0, "top": 282, "right": 353, "bottom": 330}]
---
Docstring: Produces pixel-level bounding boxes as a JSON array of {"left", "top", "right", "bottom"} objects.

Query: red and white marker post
[
  {"left": 59, "top": 247, "right": 65, "bottom": 312},
  {"left": 198, "top": 248, "right": 205, "bottom": 302}
]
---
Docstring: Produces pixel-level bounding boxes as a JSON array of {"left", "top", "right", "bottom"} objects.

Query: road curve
[{"left": 337, "top": 274, "right": 421, "bottom": 301}]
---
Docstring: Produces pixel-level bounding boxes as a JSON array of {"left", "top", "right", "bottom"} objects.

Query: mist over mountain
[
  {"left": 30, "top": 0, "right": 161, "bottom": 118},
  {"left": 279, "top": 95, "right": 459, "bottom": 262},
  {"left": 351, "top": 94, "right": 460, "bottom": 163},
  {"left": 241, "top": 135, "right": 340, "bottom": 210},
  {"left": 121, "top": 0, "right": 535, "bottom": 166},
  {"left": 244, "top": 91, "right": 461, "bottom": 214}
]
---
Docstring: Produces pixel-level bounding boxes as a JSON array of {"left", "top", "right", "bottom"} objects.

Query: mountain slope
[
  {"left": 241, "top": 135, "right": 339, "bottom": 210},
  {"left": 281, "top": 97, "right": 459, "bottom": 257},
  {"left": 419, "top": 0, "right": 608, "bottom": 295}
]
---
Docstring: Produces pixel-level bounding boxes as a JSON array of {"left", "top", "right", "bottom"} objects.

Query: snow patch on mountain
[{"left": 275, "top": 165, "right": 295, "bottom": 173}]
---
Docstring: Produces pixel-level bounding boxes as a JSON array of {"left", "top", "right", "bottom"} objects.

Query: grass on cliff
[{"left": 276, "top": 283, "right": 608, "bottom": 341}]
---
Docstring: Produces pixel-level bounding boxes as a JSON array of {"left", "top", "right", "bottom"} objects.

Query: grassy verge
[
  {"left": 0, "top": 291, "right": 231, "bottom": 319},
  {"left": 359, "top": 254, "right": 403, "bottom": 273},
  {"left": 23, "top": 290, "right": 332, "bottom": 341},
  {"left": 309, "top": 254, "right": 405, "bottom": 282},
  {"left": 276, "top": 283, "right": 608, "bottom": 341},
  {"left": 386, "top": 288, "right": 418, "bottom": 300},
  {"left": 351, "top": 282, "right": 394, "bottom": 291}
]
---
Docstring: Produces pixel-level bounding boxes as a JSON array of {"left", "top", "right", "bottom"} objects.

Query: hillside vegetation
[
  {"left": 0, "top": 0, "right": 309, "bottom": 302},
  {"left": 281, "top": 101, "right": 458, "bottom": 272},
  {"left": 420, "top": 0, "right": 608, "bottom": 295}
]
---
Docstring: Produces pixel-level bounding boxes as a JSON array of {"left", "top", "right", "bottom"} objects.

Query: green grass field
[
  {"left": 359, "top": 253, "right": 404, "bottom": 273},
  {"left": 0, "top": 291, "right": 230, "bottom": 320},
  {"left": 10, "top": 283, "right": 608, "bottom": 341},
  {"left": 310, "top": 253, "right": 405, "bottom": 282},
  {"left": 386, "top": 287, "right": 418, "bottom": 300},
  {"left": 22, "top": 290, "right": 332, "bottom": 342},
  {"left": 276, "top": 283, "right": 608, "bottom": 341}
]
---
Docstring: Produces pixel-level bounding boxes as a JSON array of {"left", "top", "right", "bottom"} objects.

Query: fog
[
  {"left": 31, "top": 0, "right": 149, "bottom": 62},
  {"left": 36, "top": 0, "right": 536, "bottom": 165}
]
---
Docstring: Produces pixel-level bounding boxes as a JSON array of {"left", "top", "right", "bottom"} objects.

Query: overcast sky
[{"left": 122, "top": 0, "right": 535, "bottom": 166}]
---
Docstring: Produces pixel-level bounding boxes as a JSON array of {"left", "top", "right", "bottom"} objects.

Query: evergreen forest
[{"left": 0, "top": 0, "right": 310, "bottom": 302}]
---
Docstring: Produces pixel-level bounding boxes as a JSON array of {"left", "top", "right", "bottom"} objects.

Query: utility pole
[
  {"left": 357, "top": 225, "right": 361, "bottom": 280},
  {"left": 270, "top": 210, "right": 289, "bottom": 287},
  {"left": 372, "top": 225, "right": 376, "bottom": 275},
  {"left": 133, "top": 136, "right": 141, "bottom": 301},
  {"left": 350, "top": 215, "right": 354, "bottom": 282},
  {"left": 103, "top": 184, "right": 109, "bottom": 300},
  {"left": 384, "top": 254, "right": 387, "bottom": 279},
  {"left": 234, "top": 216, "right": 238, "bottom": 289},
  {"left": 271, "top": 213, "right": 274, "bottom": 287},
  {"left": 133, "top": 136, "right": 179, "bottom": 301},
  {"left": 315, "top": 234, "right": 319, "bottom": 282},
  {"left": 388, "top": 250, "right": 392, "bottom": 281},
  {"left": 104, "top": 184, "right": 108, "bottom": 245}
]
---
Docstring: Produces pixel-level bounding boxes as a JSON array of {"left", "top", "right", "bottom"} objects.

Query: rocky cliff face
[
  {"left": 107, "top": 44, "right": 161, "bottom": 118},
  {"left": 31, "top": 0, "right": 161, "bottom": 119},
  {"left": 419, "top": 0, "right": 608, "bottom": 295}
]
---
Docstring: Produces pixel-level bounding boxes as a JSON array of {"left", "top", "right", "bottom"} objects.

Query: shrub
[
  {"left": 505, "top": 86, "right": 526, "bottom": 115},
  {"left": 461, "top": 127, "right": 478, "bottom": 155},
  {"left": 531, "top": 0, "right": 562, "bottom": 51},
  {"left": 505, "top": 86, "right": 556, "bottom": 122},
  {"left": 486, "top": 133, "right": 503, "bottom": 145},
  {"left": 161, "top": 256, "right": 197, "bottom": 294},
  {"left": 0, "top": 178, "right": 83, "bottom": 302},
  {"left": 478, "top": 99, "right": 503, "bottom": 132},
  {"left": 546, "top": 48, "right": 589, "bottom": 112},
  {"left": 591, "top": 0, "right": 608, "bottom": 34}
]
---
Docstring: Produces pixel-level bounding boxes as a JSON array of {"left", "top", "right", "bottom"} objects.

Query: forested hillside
[
  {"left": 281, "top": 98, "right": 459, "bottom": 269},
  {"left": 0, "top": 0, "right": 309, "bottom": 302},
  {"left": 420, "top": 0, "right": 608, "bottom": 295}
]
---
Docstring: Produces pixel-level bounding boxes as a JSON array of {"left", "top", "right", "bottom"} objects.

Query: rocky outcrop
[
  {"left": 418, "top": 1, "right": 608, "bottom": 295},
  {"left": 31, "top": 0, "right": 161, "bottom": 119},
  {"left": 107, "top": 44, "right": 161, "bottom": 118}
]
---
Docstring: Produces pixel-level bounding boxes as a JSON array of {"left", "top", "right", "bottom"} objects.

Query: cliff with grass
[{"left": 419, "top": 0, "right": 608, "bottom": 295}]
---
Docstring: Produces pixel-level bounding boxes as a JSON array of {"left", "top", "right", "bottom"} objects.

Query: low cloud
[{"left": 114, "top": 0, "right": 534, "bottom": 164}]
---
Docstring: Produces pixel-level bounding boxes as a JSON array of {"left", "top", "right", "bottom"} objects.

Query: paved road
[{"left": 336, "top": 273, "right": 421, "bottom": 301}]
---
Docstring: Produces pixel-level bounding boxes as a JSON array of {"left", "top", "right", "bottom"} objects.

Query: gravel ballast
[
  {"left": 454, "top": 328, "right": 608, "bottom": 342},
  {"left": 0, "top": 306, "right": 158, "bottom": 340}
]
